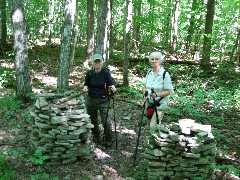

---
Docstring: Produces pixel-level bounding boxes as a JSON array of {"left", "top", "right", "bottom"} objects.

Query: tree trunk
[
  {"left": 95, "top": 0, "right": 108, "bottom": 61},
  {"left": 109, "top": 0, "right": 114, "bottom": 60},
  {"left": 58, "top": 0, "right": 76, "bottom": 93},
  {"left": 86, "top": 0, "right": 94, "bottom": 61},
  {"left": 185, "top": 0, "right": 198, "bottom": 51},
  {"left": 132, "top": 0, "right": 141, "bottom": 53},
  {"left": 170, "top": 0, "right": 180, "bottom": 53},
  {"left": 201, "top": 0, "right": 215, "bottom": 71},
  {"left": 163, "top": 0, "right": 172, "bottom": 51},
  {"left": 1, "top": 0, "right": 7, "bottom": 48},
  {"left": 70, "top": 0, "right": 79, "bottom": 68},
  {"left": 237, "top": 41, "right": 240, "bottom": 65},
  {"left": 149, "top": 0, "right": 155, "bottom": 42},
  {"left": 12, "top": 0, "right": 32, "bottom": 102},
  {"left": 123, "top": 0, "right": 132, "bottom": 87},
  {"left": 47, "top": 0, "right": 55, "bottom": 45},
  {"left": 230, "top": 28, "right": 240, "bottom": 63},
  {"left": 105, "top": 0, "right": 112, "bottom": 63}
]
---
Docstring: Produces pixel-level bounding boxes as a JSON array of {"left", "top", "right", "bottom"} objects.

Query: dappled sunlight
[
  {"left": 94, "top": 148, "right": 112, "bottom": 160},
  {"left": 108, "top": 65, "right": 119, "bottom": 71},
  {"left": 101, "top": 165, "right": 126, "bottom": 180},
  {"left": 32, "top": 74, "right": 57, "bottom": 86},
  {"left": 118, "top": 126, "right": 136, "bottom": 135},
  {"left": 121, "top": 150, "right": 132, "bottom": 158},
  {"left": 32, "top": 73, "right": 57, "bottom": 93},
  {"left": 29, "top": 38, "right": 61, "bottom": 47},
  {"left": 0, "top": 61, "right": 14, "bottom": 69}
]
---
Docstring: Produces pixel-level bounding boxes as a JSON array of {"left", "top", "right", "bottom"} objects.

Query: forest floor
[{"left": 0, "top": 45, "right": 240, "bottom": 179}]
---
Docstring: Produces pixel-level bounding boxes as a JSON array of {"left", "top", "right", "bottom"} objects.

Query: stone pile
[
  {"left": 143, "top": 119, "right": 215, "bottom": 179},
  {"left": 30, "top": 91, "right": 94, "bottom": 165}
]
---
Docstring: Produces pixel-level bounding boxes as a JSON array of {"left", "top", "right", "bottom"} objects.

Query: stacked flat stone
[
  {"left": 30, "top": 91, "right": 94, "bottom": 165},
  {"left": 143, "top": 119, "right": 215, "bottom": 180}
]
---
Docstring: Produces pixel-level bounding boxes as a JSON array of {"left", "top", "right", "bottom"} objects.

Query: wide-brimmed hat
[{"left": 92, "top": 54, "right": 103, "bottom": 62}]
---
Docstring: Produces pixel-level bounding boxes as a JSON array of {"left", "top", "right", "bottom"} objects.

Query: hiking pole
[
  {"left": 151, "top": 88, "right": 159, "bottom": 124},
  {"left": 151, "top": 88, "right": 164, "bottom": 125},
  {"left": 103, "top": 92, "right": 112, "bottom": 144},
  {"left": 111, "top": 92, "right": 118, "bottom": 149},
  {"left": 133, "top": 91, "right": 148, "bottom": 167}
]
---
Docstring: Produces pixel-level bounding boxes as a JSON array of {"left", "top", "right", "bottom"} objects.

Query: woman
[
  {"left": 142, "top": 51, "right": 173, "bottom": 131},
  {"left": 83, "top": 54, "right": 116, "bottom": 148}
]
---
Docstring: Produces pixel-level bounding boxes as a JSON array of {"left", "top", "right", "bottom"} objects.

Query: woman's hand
[
  {"left": 110, "top": 85, "right": 116, "bottom": 93},
  {"left": 83, "top": 86, "right": 89, "bottom": 92},
  {"left": 151, "top": 92, "right": 157, "bottom": 98}
]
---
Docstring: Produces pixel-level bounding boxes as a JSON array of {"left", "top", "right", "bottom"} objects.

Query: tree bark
[
  {"left": 132, "top": 0, "right": 141, "bottom": 53},
  {"left": 86, "top": 0, "right": 94, "bottom": 60},
  {"left": 1, "top": 0, "right": 7, "bottom": 48},
  {"left": 170, "top": 0, "right": 180, "bottom": 52},
  {"left": 47, "top": 0, "right": 55, "bottom": 45},
  {"left": 12, "top": 0, "right": 32, "bottom": 102},
  {"left": 70, "top": 0, "right": 79, "bottom": 68},
  {"left": 201, "top": 0, "right": 215, "bottom": 71},
  {"left": 230, "top": 28, "right": 240, "bottom": 64},
  {"left": 95, "top": 0, "right": 109, "bottom": 61},
  {"left": 58, "top": 0, "right": 76, "bottom": 93},
  {"left": 123, "top": 0, "right": 132, "bottom": 86},
  {"left": 163, "top": 0, "right": 172, "bottom": 51},
  {"left": 185, "top": 0, "right": 198, "bottom": 51}
]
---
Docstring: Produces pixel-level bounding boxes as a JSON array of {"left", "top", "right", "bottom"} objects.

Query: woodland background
[{"left": 0, "top": 0, "right": 240, "bottom": 179}]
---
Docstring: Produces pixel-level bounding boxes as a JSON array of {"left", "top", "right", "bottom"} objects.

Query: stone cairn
[
  {"left": 30, "top": 91, "right": 94, "bottom": 165},
  {"left": 143, "top": 119, "right": 215, "bottom": 180}
]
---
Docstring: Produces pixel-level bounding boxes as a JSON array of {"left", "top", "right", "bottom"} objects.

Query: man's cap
[{"left": 92, "top": 54, "right": 103, "bottom": 61}]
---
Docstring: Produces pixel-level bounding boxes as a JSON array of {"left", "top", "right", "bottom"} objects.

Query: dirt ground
[{"left": 1, "top": 45, "right": 240, "bottom": 179}]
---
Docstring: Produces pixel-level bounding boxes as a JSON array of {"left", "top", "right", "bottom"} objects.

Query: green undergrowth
[
  {"left": 129, "top": 61, "right": 240, "bottom": 178},
  {"left": 0, "top": 152, "right": 16, "bottom": 179},
  {"left": 0, "top": 66, "right": 15, "bottom": 89},
  {"left": 0, "top": 95, "right": 32, "bottom": 129}
]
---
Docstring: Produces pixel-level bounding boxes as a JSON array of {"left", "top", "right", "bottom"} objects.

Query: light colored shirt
[{"left": 144, "top": 67, "right": 173, "bottom": 110}]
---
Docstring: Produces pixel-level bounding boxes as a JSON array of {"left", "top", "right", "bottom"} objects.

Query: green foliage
[
  {"left": 132, "top": 160, "right": 148, "bottom": 180},
  {"left": 0, "top": 152, "right": 16, "bottom": 179},
  {"left": 0, "top": 93, "right": 33, "bottom": 128},
  {"left": 0, "top": 96, "right": 21, "bottom": 120},
  {"left": 117, "top": 86, "right": 142, "bottom": 101},
  {"left": 28, "top": 150, "right": 49, "bottom": 165},
  {"left": 8, "top": 149, "right": 29, "bottom": 162},
  {"left": 30, "top": 167, "right": 59, "bottom": 180},
  {"left": 7, "top": 149, "right": 58, "bottom": 179},
  {"left": 211, "top": 164, "right": 240, "bottom": 177},
  {"left": 0, "top": 67, "right": 15, "bottom": 88}
]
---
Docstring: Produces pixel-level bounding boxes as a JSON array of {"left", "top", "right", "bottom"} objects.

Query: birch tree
[
  {"left": 12, "top": 0, "right": 32, "bottom": 102},
  {"left": 123, "top": 0, "right": 132, "bottom": 86},
  {"left": 170, "top": 0, "right": 180, "bottom": 52},
  {"left": 95, "top": 0, "right": 111, "bottom": 62},
  {"left": 87, "top": 0, "right": 94, "bottom": 60},
  {"left": 58, "top": 0, "right": 76, "bottom": 93}
]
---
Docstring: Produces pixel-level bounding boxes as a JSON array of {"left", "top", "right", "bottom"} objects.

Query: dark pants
[{"left": 85, "top": 96, "right": 112, "bottom": 143}]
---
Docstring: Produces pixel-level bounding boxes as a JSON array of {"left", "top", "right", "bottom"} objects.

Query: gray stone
[
  {"left": 183, "top": 152, "right": 201, "bottom": 159},
  {"left": 62, "top": 157, "right": 77, "bottom": 164},
  {"left": 51, "top": 116, "right": 69, "bottom": 124},
  {"left": 35, "top": 122, "right": 55, "bottom": 129},
  {"left": 153, "top": 149, "right": 165, "bottom": 156},
  {"left": 148, "top": 161, "right": 166, "bottom": 167},
  {"left": 35, "top": 97, "right": 49, "bottom": 109},
  {"left": 68, "top": 121, "right": 85, "bottom": 126}
]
